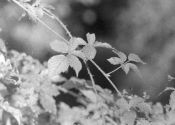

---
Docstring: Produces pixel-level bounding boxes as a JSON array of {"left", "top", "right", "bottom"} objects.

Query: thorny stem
[
  {"left": 90, "top": 59, "right": 122, "bottom": 97},
  {"left": 43, "top": 8, "right": 73, "bottom": 39},
  {"left": 12, "top": 0, "right": 69, "bottom": 43},
  {"left": 107, "top": 60, "right": 130, "bottom": 76}
]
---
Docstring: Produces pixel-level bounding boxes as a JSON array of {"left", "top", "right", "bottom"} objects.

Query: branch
[{"left": 89, "top": 59, "right": 122, "bottom": 97}]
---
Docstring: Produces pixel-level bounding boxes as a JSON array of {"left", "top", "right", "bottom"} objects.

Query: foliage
[{"left": 0, "top": 0, "right": 175, "bottom": 125}]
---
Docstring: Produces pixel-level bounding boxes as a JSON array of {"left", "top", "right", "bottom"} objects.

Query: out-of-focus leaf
[
  {"left": 168, "top": 75, "right": 175, "bottom": 82},
  {"left": 50, "top": 40, "right": 68, "bottom": 53},
  {"left": 0, "top": 39, "right": 7, "bottom": 53},
  {"left": 107, "top": 57, "right": 122, "bottom": 65},
  {"left": 0, "top": 54, "right": 6, "bottom": 64},
  {"left": 121, "top": 111, "right": 137, "bottom": 125},
  {"left": 169, "top": 91, "right": 175, "bottom": 110},
  {"left": 81, "top": 90, "right": 97, "bottom": 103},
  {"left": 48, "top": 55, "right": 69, "bottom": 77},
  {"left": 113, "top": 50, "right": 127, "bottom": 62},
  {"left": 152, "top": 103, "right": 163, "bottom": 115},
  {"left": 39, "top": 94, "right": 57, "bottom": 114},
  {"left": 69, "top": 37, "right": 86, "bottom": 51},
  {"left": 122, "top": 63, "right": 142, "bottom": 77},
  {"left": 128, "top": 53, "right": 146, "bottom": 64}
]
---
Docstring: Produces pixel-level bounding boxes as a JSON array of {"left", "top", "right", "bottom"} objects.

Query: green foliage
[{"left": 0, "top": 0, "right": 175, "bottom": 125}]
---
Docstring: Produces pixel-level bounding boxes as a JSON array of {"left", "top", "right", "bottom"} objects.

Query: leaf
[
  {"left": 169, "top": 91, "right": 175, "bottom": 110},
  {"left": 128, "top": 53, "right": 146, "bottom": 64},
  {"left": 72, "top": 50, "right": 86, "bottom": 60},
  {"left": 113, "top": 50, "right": 127, "bottom": 62},
  {"left": 152, "top": 103, "right": 163, "bottom": 115},
  {"left": 168, "top": 75, "right": 175, "bottom": 81},
  {"left": 0, "top": 83, "right": 6, "bottom": 91},
  {"left": 62, "top": 77, "right": 85, "bottom": 90},
  {"left": 86, "top": 33, "right": 95, "bottom": 45},
  {"left": 69, "top": 37, "right": 86, "bottom": 52},
  {"left": 94, "top": 41, "right": 112, "bottom": 48},
  {"left": 0, "top": 54, "right": 6, "bottom": 64},
  {"left": 50, "top": 40, "right": 68, "bottom": 53},
  {"left": 48, "top": 55, "right": 69, "bottom": 77},
  {"left": 0, "top": 102, "right": 22, "bottom": 125},
  {"left": 67, "top": 55, "right": 82, "bottom": 76},
  {"left": 116, "top": 98, "right": 130, "bottom": 111},
  {"left": 121, "top": 111, "right": 136, "bottom": 125},
  {"left": 82, "top": 45, "right": 96, "bottom": 60},
  {"left": 40, "top": 82, "right": 60, "bottom": 97},
  {"left": 39, "top": 94, "right": 57, "bottom": 114},
  {"left": 0, "top": 39, "right": 7, "bottom": 53},
  {"left": 122, "top": 63, "right": 142, "bottom": 77},
  {"left": 122, "top": 63, "right": 130, "bottom": 74},
  {"left": 107, "top": 57, "right": 123, "bottom": 65},
  {"left": 81, "top": 90, "right": 97, "bottom": 103}
]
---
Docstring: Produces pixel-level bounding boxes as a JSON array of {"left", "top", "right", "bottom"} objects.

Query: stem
[
  {"left": 84, "top": 60, "right": 98, "bottom": 102},
  {"left": 90, "top": 59, "right": 122, "bottom": 97},
  {"left": 105, "top": 116, "right": 118, "bottom": 125},
  {"left": 107, "top": 61, "right": 130, "bottom": 76},
  {"left": 12, "top": 0, "right": 69, "bottom": 43},
  {"left": 43, "top": 8, "right": 73, "bottom": 39}
]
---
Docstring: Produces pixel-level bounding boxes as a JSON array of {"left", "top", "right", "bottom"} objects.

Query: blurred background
[{"left": 1, "top": 0, "right": 175, "bottom": 103}]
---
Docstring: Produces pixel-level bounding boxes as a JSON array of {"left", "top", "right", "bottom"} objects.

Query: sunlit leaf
[
  {"left": 94, "top": 41, "right": 112, "bottom": 48},
  {"left": 86, "top": 33, "right": 95, "bottom": 45},
  {"left": 48, "top": 55, "right": 69, "bottom": 77},
  {"left": 107, "top": 57, "right": 123, "bottom": 65},
  {"left": 128, "top": 53, "right": 145, "bottom": 64},
  {"left": 82, "top": 45, "right": 96, "bottom": 60},
  {"left": 67, "top": 55, "right": 82, "bottom": 77},
  {"left": 50, "top": 40, "right": 68, "bottom": 53}
]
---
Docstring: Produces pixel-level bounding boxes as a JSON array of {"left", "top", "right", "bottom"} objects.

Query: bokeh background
[{"left": 1, "top": 0, "right": 175, "bottom": 103}]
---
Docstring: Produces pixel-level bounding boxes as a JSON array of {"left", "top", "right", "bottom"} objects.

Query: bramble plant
[{"left": 0, "top": 0, "right": 175, "bottom": 125}]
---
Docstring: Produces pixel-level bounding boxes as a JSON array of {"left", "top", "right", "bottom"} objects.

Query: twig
[
  {"left": 90, "top": 59, "right": 122, "bottom": 97},
  {"left": 107, "top": 61, "right": 130, "bottom": 76},
  {"left": 43, "top": 8, "right": 73, "bottom": 39},
  {"left": 84, "top": 60, "right": 98, "bottom": 102},
  {"left": 12, "top": 0, "right": 69, "bottom": 43}
]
